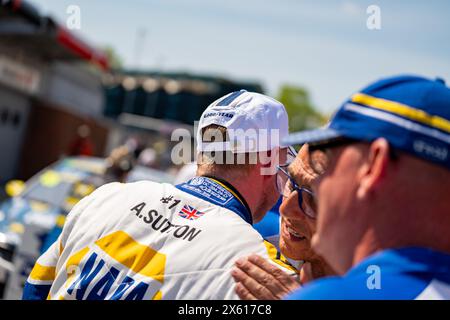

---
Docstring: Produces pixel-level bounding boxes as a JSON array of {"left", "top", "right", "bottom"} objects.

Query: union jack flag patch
[{"left": 178, "top": 205, "right": 205, "bottom": 220}]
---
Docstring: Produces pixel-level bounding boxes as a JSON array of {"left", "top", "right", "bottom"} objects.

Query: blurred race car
[
  {"left": 0, "top": 157, "right": 107, "bottom": 298},
  {"left": 0, "top": 156, "right": 175, "bottom": 299}
]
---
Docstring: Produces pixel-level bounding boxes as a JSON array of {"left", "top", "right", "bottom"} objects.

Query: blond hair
[{"left": 197, "top": 125, "right": 257, "bottom": 176}]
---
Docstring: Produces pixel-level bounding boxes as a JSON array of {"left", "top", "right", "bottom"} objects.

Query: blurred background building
[
  {"left": 0, "top": 2, "right": 270, "bottom": 298},
  {"left": 0, "top": 0, "right": 108, "bottom": 183},
  {"left": 0, "top": 0, "right": 265, "bottom": 186}
]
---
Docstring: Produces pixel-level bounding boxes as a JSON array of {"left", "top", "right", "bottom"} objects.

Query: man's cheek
[
  {"left": 316, "top": 182, "right": 333, "bottom": 234},
  {"left": 312, "top": 206, "right": 332, "bottom": 259},
  {"left": 311, "top": 233, "right": 322, "bottom": 256},
  {"left": 307, "top": 218, "right": 317, "bottom": 236}
]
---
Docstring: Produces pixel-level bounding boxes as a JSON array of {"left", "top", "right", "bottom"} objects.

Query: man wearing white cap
[{"left": 23, "top": 90, "right": 296, "bottom": 300}]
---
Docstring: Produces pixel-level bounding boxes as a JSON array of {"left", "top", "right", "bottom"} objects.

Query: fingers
[
  {"left": 231, "top": 266, "right": 278, "bottom": 300},
  {"left": 247, "top": 254, "right": 301, "bottom": 292},
  {"left": 235, "top": 281, "right": 257, "bottom": 300},
  {"left": 232, "top": 256, "right": 289, "bottom": 300},
  {"left": 299, "top": 261, "right": 314, "bottom": 285}
]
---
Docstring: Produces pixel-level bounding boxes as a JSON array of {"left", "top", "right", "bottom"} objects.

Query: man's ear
[{"left": 356, "top": 138, "right": 390, "bottom": 199}]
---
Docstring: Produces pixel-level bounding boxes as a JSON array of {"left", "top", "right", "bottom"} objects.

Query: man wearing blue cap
[{"left": 284, "top": 75, "right": 450, "bottom": 299}]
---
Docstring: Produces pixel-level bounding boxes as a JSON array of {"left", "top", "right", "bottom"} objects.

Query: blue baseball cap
[{"left": 283, "top": 75, "right": 450, "bottom": 170}]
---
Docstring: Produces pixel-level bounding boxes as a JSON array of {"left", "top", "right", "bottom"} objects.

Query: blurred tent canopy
[{"left": 103, "top": 70, "right": 264, "bottom": 127}]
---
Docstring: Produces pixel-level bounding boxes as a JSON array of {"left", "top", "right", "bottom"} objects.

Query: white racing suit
[{"left": 23, "top": 176, "right": 296, "bottom": 300}]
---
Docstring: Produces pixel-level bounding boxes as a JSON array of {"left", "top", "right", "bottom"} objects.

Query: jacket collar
[{"left": 176, "top": 176, "right": 253, "bottom": 225}]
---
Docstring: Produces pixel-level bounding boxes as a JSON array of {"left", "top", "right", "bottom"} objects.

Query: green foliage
[
  {"left": 103, "top": 46, "right": 124, "bottom": 70},
  {"left": 277, "top": 84, "right": 327, "bottom": 133}
]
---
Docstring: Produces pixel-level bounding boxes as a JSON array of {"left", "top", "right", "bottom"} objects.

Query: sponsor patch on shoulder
[{"left": 183, "top": 177, "right": 233, "bottom": 206}]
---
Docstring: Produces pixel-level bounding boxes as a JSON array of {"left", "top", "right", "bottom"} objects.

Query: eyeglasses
[
  {"left": 309, "top": 137, "right": 399, "bottom": 173},
  {"left": 305, "top": 138, "right": 358, "bottom": 175},
  {"left": 276, "top": 164, "right": 317, "bottom": 219},
  {"left": 285, "top": 146, "right": 297, "bottom": 164},
  {"left": 308, "top": 137, "right": 358, "bottom": 152}
]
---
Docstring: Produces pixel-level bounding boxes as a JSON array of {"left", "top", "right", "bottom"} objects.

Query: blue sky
[{"left": 34, "top": 0, "right": 450, "bottom": 114}]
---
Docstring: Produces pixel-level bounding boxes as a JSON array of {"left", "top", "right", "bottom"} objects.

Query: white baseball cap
[{"left": 197, "top": 90, "right": 289, "bottom": 153}]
